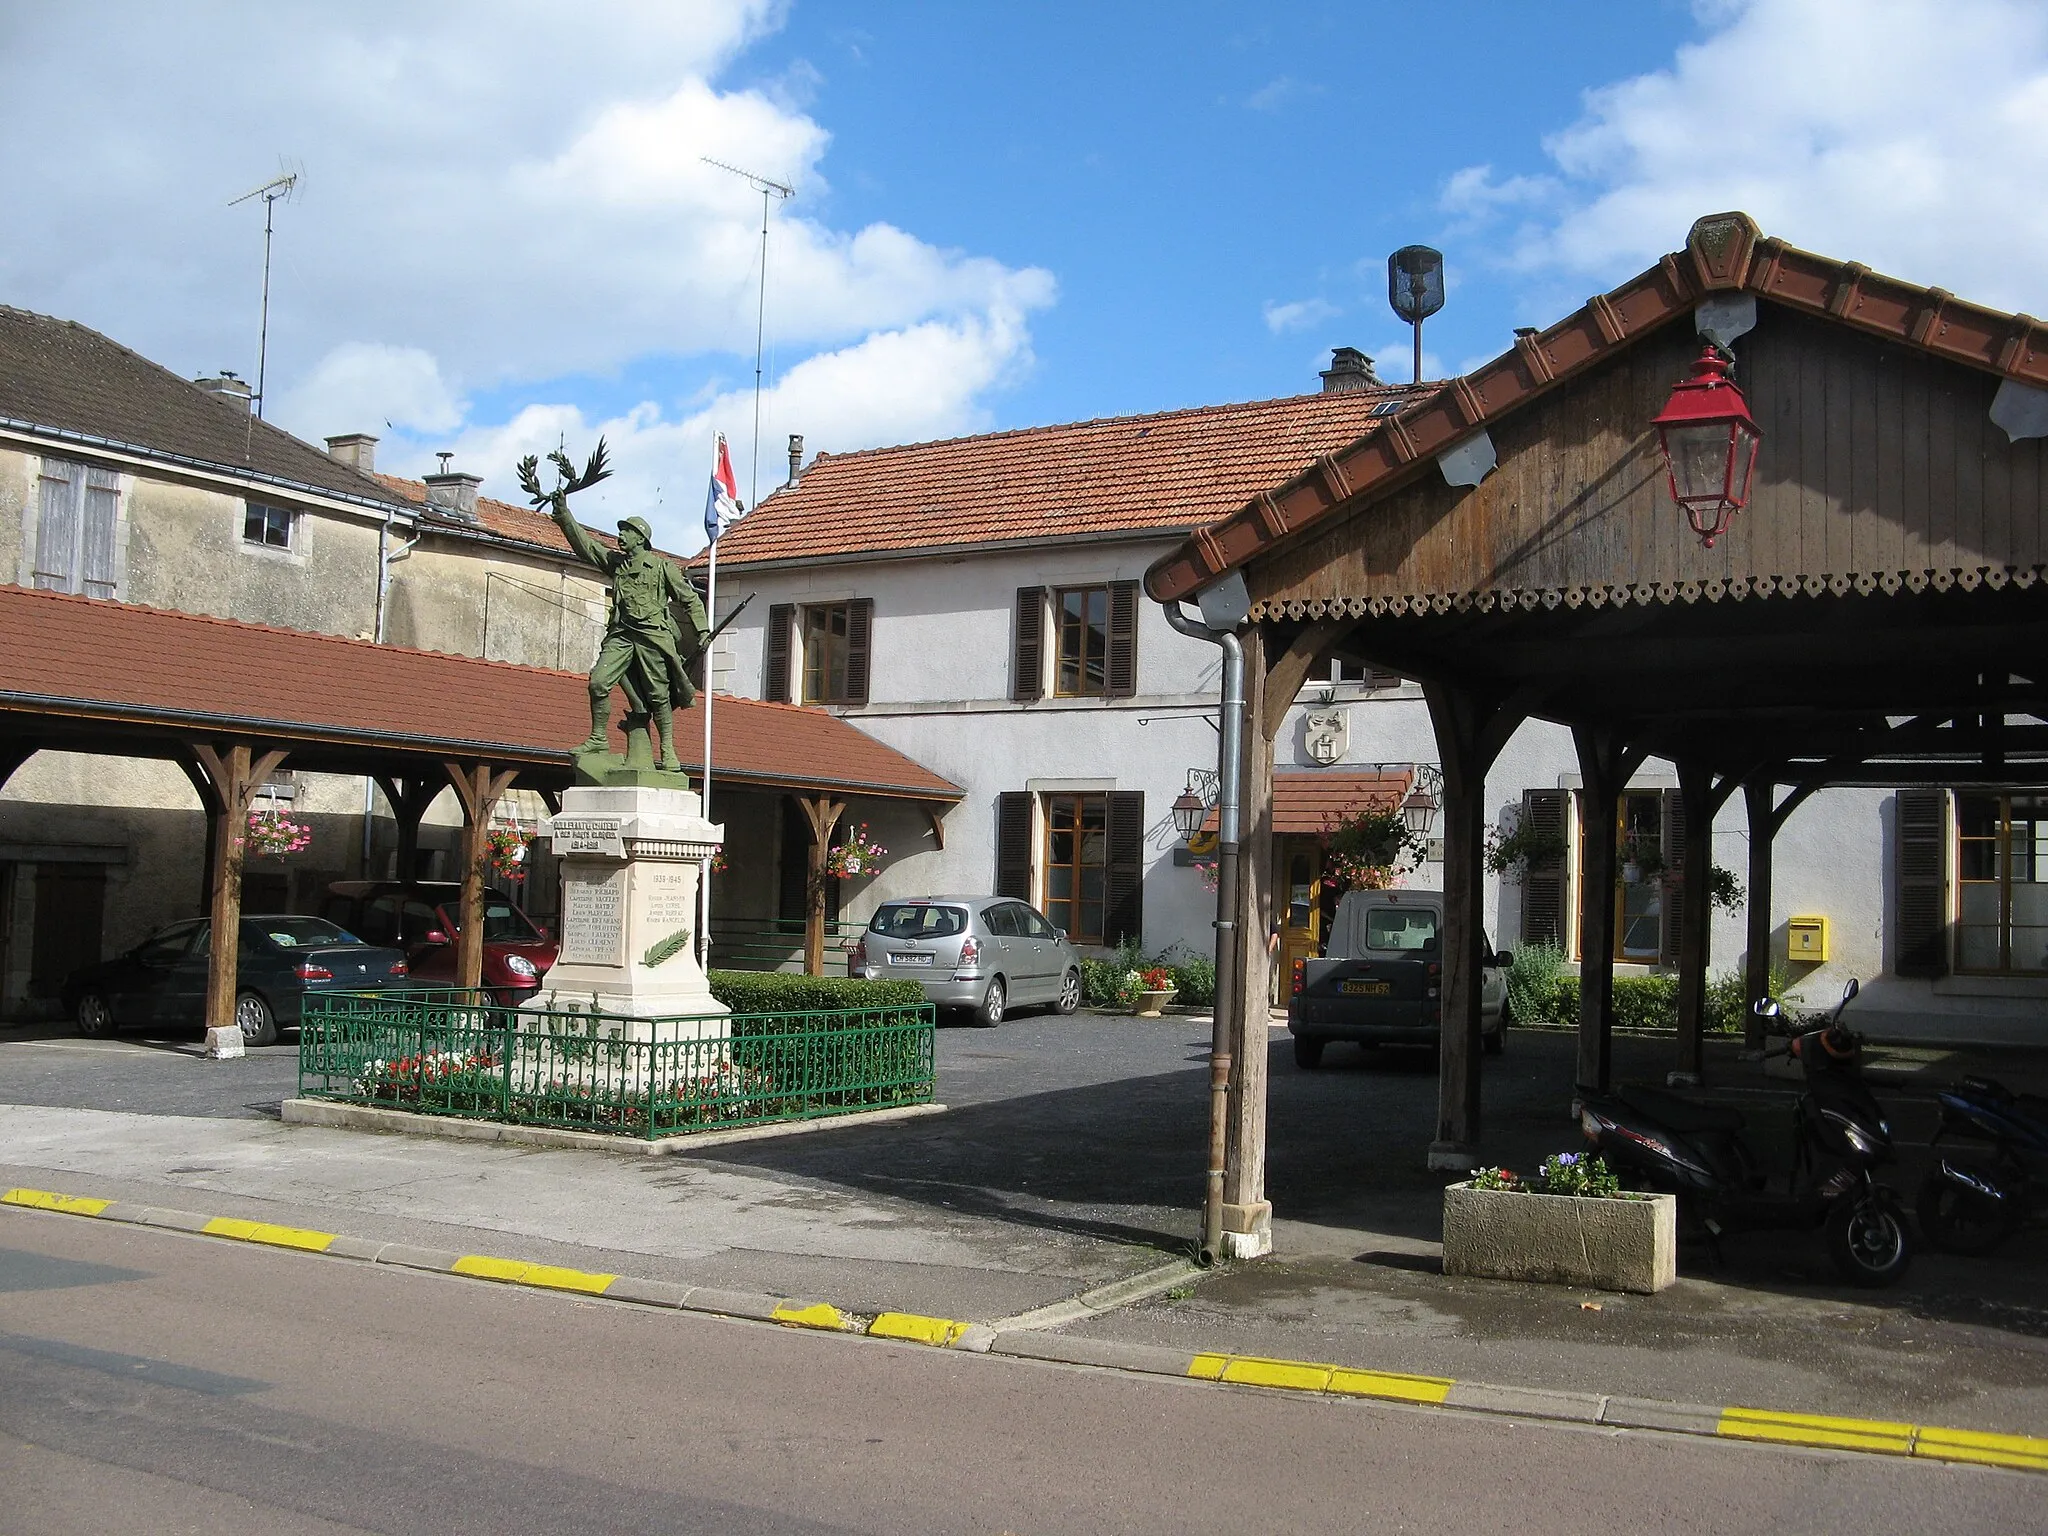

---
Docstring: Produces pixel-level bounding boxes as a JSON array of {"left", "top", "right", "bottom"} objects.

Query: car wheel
[
  {"left": 235, "top": 992, "right": 278, "bottom": 1048},
  {"left": 1055, "top": 968, "right": 1082, "bottom": 1016},
  {"left": 977, "top": 978, "right": 1006, "bottom": 1028},
  {"left": 1293, "top": 1034, "right": 1325, "bottom": 1069},
  {"left": 75, "top": 991, "right": 118, "bottom": 1039}
]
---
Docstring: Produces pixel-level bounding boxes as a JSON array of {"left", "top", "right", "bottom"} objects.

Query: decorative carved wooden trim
[
  {"left": 1909, "top": 288, "right": 1952, "bottom": 346},
  {"left": 1826, "top": 262, "right": 1870, "bottom": 318},
  {"left": 1254, "top": 491, "right": 1290, "bottom": 540},
  {"left": 1515, "top": 331, "right": 1556, "bottom": 385},
  {"left": 1449, "top": 376, "right": 1487, "bottom": 429},
  {"left": 1380, "top": 417, "right": 1420, "bottom": 465},
  {"left": 1316, "top": 454, "right": 1353, "bottom": 501},
  {"left": 1587, "top": 293, "right": 1626, "bottom": 345},
  {"left": 1998, "top": 316, "right": 2041, "bottom": 379}
]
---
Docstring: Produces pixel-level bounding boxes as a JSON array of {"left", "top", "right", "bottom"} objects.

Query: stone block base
[
  {"left": 202, "top": 1026, "right": 245, "bottom": 1059},
  {"left": 1442, "top": 1183, "right": 1678, "bottom": 1293},
  {"left": 1427, "top": 1140, "right": 1477, "bottom": 1173}
]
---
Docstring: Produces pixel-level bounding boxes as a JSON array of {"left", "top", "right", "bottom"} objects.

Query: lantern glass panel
[
  {"left": 1171, "top": 790, "right": 1205, "bottom": 839},
  {"left": 1664, "top": 421, "right": 1735, "bottom": 508}
]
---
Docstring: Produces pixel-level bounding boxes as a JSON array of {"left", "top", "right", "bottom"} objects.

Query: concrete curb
[
  {"left": 279, "top": 1097, "right": 949, "bottom": 1154},
  {"left": 7, "top": 1183, "right": 2044, "bottom": 1475}
]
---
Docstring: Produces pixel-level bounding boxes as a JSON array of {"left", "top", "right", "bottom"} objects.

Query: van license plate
[
  {"left": 1340, "top": 979, "right": 1391, "bottom": 996},
  {"left": 890, "top": 953, "right": 934, "bottom": 967}
]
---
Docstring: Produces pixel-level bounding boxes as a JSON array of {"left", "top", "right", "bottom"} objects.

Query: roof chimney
[
  {"left": 422, "top": 454, "right": 482, "bottom": 523},
  {"left": 194, "top": 371, "right": 253, "bottom": 412},
  {"left": 1319, "top": 347, "right": 1381, "bottom": 393},
  {"left": 787, "top": 432, "right": 805, "bottom": 488},
  {"left": 325, "top": 433, "right": 378, "bottom": 474}
]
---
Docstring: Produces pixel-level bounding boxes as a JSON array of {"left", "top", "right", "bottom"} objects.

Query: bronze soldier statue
[{"left": 518, "top": 441, "right": 710, "bottom": 774}]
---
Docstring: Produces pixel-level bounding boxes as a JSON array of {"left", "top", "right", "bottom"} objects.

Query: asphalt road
[{"left": 4, "top": 1209, "right": 2036, "bottom": 1536}]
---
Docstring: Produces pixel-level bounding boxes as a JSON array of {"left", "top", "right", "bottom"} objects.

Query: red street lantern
[{"left": 1652, "top": 345, "right": 1762, "bottom": 548}]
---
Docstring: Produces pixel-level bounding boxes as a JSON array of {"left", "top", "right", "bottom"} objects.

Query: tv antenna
[
  {"left": 1386, "top": 245, "right": 1445, "bottom": 385},
  {"left": 229, "top": 165, "right": 302, "bottom": 420}
]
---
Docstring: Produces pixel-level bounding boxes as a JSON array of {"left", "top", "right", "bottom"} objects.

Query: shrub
[
  {"left": 1705, "top": 963, "right": 1792, "bottom": 1034},
  {"left": 1504, "top": 941, "right": 1567, "bottom": 1026},
  {"left": 1081, "top": 938, "right": 1145, "bottom": 1008},
  {"left": 707, "top": 970, "right": 926, "bottom": 1015},
  {"left": 1168, "top": 955, "right": 1217, "bottom": 1007}
]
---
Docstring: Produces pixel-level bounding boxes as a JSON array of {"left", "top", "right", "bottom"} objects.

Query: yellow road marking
[
  {"left": 1913, "top": 1425, "right": 2048, "bottom": 1472},
  {"left": 449, "top": 1255, "right": 615, "bottom": 1294},
  {"left": 1190, "top": 1353, "right": 1334, "bottom": 1392},
  {"left": 1718, "top": 1407, "right": 1915, "bottom": 1455},
  {"left": 201, "top": 1216, "right": 337, "bottom": 1253},
  {"left": 1328, "top": 1367, "right": 1455, "bottom": 1405},
  {"left": 772, "top": 1301, "right": 847, "bottom": 1331},
  {"left": 1, "top": 1187, "right": 111, "bottom": 1216},
  {"left": 870, "top": 1312, "right": 968, "bottom": 1346}
]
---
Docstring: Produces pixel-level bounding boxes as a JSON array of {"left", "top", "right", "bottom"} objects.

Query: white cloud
[
  {"left": 1438, "top": 0, "right": 2048, "bottom": 314},
  {"left": 1263, "top": 297, "right": 1341, "bottom": 334},
  {"left": 0, "top": 0, "right": 1054, "bottom": 526},
  {"left": 1245, "top": 76, "right": 1323, "bottom": 113}
]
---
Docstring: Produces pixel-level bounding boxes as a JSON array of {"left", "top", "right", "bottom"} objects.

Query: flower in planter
[
  {"left": 824, "top": 824, "right": 887, "bottom": 879},
  {"left": 1138, "top": 966, "right": 1174, "bottom": 992},
  {"left": 246, "top": 806, "right": 311, "bottom": 858},
  {"left": 485, "top": 825, "right": 531, "bottom": 882},
  {"left": 1320, "top": 801, "right": 1424, "bottom": 892}
]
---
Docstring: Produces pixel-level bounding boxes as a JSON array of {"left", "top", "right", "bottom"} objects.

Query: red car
[{"left": 323, "top": 881, "right": 558, "bottom": 1005}]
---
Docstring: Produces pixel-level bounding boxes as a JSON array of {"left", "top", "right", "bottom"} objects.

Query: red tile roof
[
  {"left": 1149, "top": 211, "right": 2048, "bottom": 603},
  {"left": 0, "top": 586, "right": 960, "bottom": 802},
  {"left": 1202, "top": 769, "right": 1414, "bottom": 836},
  {"left": 701, "top": 387, "right": 1426, "bottom": 568},
  {"left": 373, "top": 474, "right": 605, "bottom": 559}
]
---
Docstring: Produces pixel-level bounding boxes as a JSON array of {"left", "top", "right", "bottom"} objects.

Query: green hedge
[
  {"left": 1509, "top": 963, "right": 1788, "bottom": 1034},
  {"left": 706, "top": 970, "right": 927, "bottom": 1015}
]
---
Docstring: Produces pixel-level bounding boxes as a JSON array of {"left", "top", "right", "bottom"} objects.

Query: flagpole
[{"left": 699, "top": 527, "right": 717, "bottom": 967}]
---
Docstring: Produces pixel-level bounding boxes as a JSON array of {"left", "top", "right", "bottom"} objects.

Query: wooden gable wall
[{"left": 1250, "top": 304, "right": 2048, "bottom": 614}]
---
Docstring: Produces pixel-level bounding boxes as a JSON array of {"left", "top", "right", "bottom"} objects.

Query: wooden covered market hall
[{"left": 1146, "top": 213, "right": 2048, "bottom": 1252}]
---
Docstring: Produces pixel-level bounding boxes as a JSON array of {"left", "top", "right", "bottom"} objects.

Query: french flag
[{"left": 703, "top": 432, "right": 743, "bottom": 544}]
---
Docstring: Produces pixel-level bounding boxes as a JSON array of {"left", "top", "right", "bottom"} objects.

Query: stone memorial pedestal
[{"left": 528, "top": 784, "right": 727, "bottom": 1038}]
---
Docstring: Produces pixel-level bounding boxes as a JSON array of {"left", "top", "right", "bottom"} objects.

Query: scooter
[
  {"left": 1578, "top": 979, "right": 1912, "bottom": 1287},
  {"left": 1916, "top": 1074, "right": 2048, "bottom": 1254}
]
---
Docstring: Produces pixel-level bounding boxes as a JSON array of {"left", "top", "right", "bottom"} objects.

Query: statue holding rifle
[{"left": 518, "top": 439, "right": 711, "bottom": 776}]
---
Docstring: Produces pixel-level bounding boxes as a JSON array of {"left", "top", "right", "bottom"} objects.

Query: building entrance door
[{"left": 1274, "top": 836, "right": 1326, "bottom": 998}]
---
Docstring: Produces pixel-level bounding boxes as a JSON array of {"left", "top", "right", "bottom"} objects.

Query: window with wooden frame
[
  {"left": 34, "top": 457, "right": 120, "bottom": 598},
  {"left": 1954, "top": 792, "right": 2048, "bottom": 975},
  {"left": 764, "top": 599, "right": 872, "bottom": 705},
  {"left": 1011, "top": 582, "right": 1138, "bottom": 701},
  {"left": 994, "top": 788, "right": 1144, "bottom": 945}
]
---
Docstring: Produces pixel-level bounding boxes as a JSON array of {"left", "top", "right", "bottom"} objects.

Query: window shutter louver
[
  {"left": 1895, "top": 788, "right": 1951, "bottom": 977},
  {"left": 34, "top": 459, "right": 81, "bottom": 592},
  {"left": 996, "top": 792, "right": 1034, "bottom": 900},
  {"left": 843, "top": 598, "right": 873, "bottom": 705},
  {"left": 1660, "top": 789, "right": 1687, "bottom": 970},
  {"left": 80, "top": 466, "right": 119, "bottom": 598},
  {"left": 1105, "top": 581, "right": 1139, "bottom": 698},
  {"left": 764, "top": 603, "right": 794, "bottom": 703},
  {"left": 1518, "top": 789, "right": 1571, "bottom": 950},
  {"left": 1104, "top": 790, "right": 1145, "bottom": 946},
  {"left": 1012, "top": 587, "right": 1045, "bottom": 701}
]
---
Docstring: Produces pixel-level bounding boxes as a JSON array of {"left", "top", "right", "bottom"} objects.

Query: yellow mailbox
[{"left": 1787, "top": 915, "right": 1829, "bottom": 963}]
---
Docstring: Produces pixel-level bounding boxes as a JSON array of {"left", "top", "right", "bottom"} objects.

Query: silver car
[{"left": 849, "top": 896, "right": 1084, "bottom": 1026}]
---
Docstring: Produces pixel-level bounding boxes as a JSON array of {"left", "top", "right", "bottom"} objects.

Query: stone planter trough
[
  {"left": 1441, "top": 1182, "right": 1678, "bottom": 1294},
  {"left": 1131, "top": 988, "right": 1177, "bottom": 1018}
]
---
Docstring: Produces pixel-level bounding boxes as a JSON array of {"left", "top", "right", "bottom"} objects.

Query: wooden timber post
[
  {"left": 1671, "top": 760, "right": 1743, "bottom": 1085},
  {"left": 191, "top": 742, "right": 288, "bottom": 1056},
  {"left": 1570, "top": 726, "right": 1646, "bottom": 1100},
  {"left": 444, "top": 762, "right": 518, "bottom": 992},
  {"left": 1422, "top": 680, "right": 1525, "bottom": 1169},
  {"left": 375, "top": 774, "right": 445, "bottom": 883},
  {"left": 1742, "top": 777, "right": 1816, "bottom": 1052},
  {"left": 796, "top": 794, "right": 846, "bottom": 975}
]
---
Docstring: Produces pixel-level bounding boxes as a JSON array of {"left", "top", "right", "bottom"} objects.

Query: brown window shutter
[
  {"left": 1104, "top": 790, "right": 1145, "bottom": 945},
  {"left": 1895, "top": 788, "right": 1951, "bottom": 977},
  {"left": 1659, "top": 789, "right": 1686, "bottom": 970},
  {"left": 996, "top": 792, "right": 1034, "bottom": 900},
  {"left": 843, "top": 598, "right": 873, "bottom": 705},
  {"left": 764, "top": 603, "right": 794, "bottom": 703},
  {"left": 1105, "top": 581, "right": 1139, "bottom": 698},
  {"left": 1518, "top": 789, "right": 1571, "bottom": 951},
  {"left": 1012, "top": 588, "right": 1045, "bottom": 701}
]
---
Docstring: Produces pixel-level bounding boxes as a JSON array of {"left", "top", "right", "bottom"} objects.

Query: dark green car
[{"left": 64, "top": 915, "right": 410, "bottom": 1046}]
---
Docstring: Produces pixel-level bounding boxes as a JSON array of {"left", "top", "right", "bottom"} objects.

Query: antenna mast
[
  {"left": 229, "top": 169, "right": 300, "bottom": 420},
  {"left": 697, "top": 156, "right": 794, "bottom": 966}
]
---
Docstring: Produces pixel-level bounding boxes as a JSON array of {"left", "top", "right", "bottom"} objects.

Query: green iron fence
[{"left": 297, "top": 988, "right": 934, "bottom": 1140}]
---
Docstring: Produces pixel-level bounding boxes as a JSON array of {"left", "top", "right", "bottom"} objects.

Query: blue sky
[{"left": 6, "top": 1, "right": 2046, "bottom": 550}]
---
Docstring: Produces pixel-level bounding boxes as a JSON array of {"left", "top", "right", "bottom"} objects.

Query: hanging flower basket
[
  {"left": 486, "top": 826, "right": 531, "bottom": 882},
  {"left": 706, "top": 848, "right": 729, "bottom": 874},
  {"left": 246, "top": 806, "right": 310, "bottom": 858},
  {"left": 1321, "top": 801, "right": 1422, "bottom": 893},
  {"left": 824, "top": 824, "right": 887, "bottom": 880}
]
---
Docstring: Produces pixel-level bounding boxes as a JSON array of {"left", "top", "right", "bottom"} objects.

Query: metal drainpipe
[{"left": 1162, "top": 599, "right": 1243, "bottom": 1267}]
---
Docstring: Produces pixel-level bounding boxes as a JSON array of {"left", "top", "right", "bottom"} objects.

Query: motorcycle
[
  {"left": 1916, "top": 1074, "right": 2048, "bottom": 1254},
  {"left": 1578, "top": 979, "right": 1912, "bottom": 1287}
]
